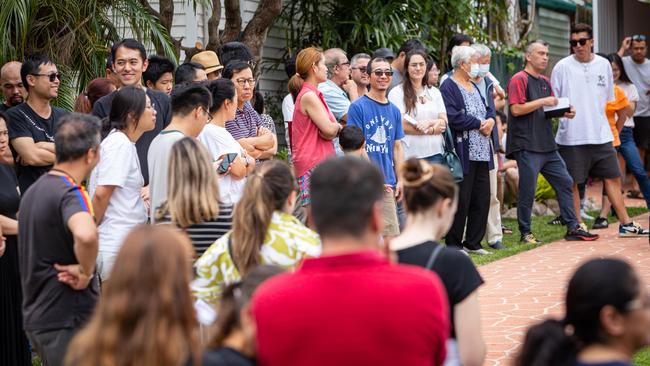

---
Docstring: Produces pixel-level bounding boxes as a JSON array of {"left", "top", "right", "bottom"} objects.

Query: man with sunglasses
[
  {"left": 618, "top": 35, "right": 650, "bottom": 175},
  {"left": 350, "top": 53, "right": 371, "bottom": 98},
  {"left": 347, "top": 57, "right": 405, "bottom": 239},
  {"left": 551, "top": 23, "right": 648, "bottom": 236},
  {"left": 7, "top": 54, "right": 69, "bottom": 193},
  {"left": 318, "top": 48, "right": 358, "bottom": 125}
]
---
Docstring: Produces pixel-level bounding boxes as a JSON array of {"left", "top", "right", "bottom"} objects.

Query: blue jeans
[
  {"left": 424, "top": 154, "right": 444, "bottom": 165},
  {"left": 515, "top": 150, "right": 579, "bottom": 234},
  {"left": 618, "top": 127, "right": 650, "bottom": 208}
]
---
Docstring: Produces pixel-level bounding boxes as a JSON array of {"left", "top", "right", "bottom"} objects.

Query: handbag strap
[
  {"left": 442, "top": 127, "right": 454, "bottom": 153},
  {"left": 425, "top": 244, "right": 444, "bottom": 270}
]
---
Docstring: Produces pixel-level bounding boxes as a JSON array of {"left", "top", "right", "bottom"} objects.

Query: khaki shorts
[{"left": 382, "top": 190, "right": 400, "bottom": 237}]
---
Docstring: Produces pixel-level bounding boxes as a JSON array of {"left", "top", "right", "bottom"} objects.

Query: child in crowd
[{"left": 338, "top": 125, "right": 369, "bottom": 160}]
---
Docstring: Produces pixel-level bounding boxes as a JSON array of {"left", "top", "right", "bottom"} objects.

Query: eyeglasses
[
  {"left": 337, "top": 61, "right": 350, "bottom": 67},
  {"left": 31, "top": 73, "right": 61, "bottom": 82},
  {"left": 371, "top": 70, "right": 393, "bottom": 77},
  {"left": 569, "top": 38, "right": 591, "bottom": 47},
  {"left": 202, "top": 108, "right": 213, "bottom": 123},
  {"left": 235, "top": 78, "right": 256, "bottom": 86},
  {"left": 632, "top": 35, "right": 646, "bottom": 42},
  {"left": 351, "top": 66, "right": 367, "bottom": 73}
]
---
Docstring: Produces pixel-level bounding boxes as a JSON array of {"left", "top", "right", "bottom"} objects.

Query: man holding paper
[
  {"left": 550, "top": 23, "right": 648, "bottom": 237},
  {"left": 507, "top": 39, "right": 598, "bottom": 243}
]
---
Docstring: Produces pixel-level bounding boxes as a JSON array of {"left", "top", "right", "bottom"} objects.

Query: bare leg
[{"left": 603, "top": 177, "right": 631, "bottom": 224}]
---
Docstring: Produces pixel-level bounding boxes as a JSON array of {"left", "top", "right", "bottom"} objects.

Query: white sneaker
[
  {"left": 580, "top": 209, "right": 594, "bottom": 221},
  {"left": 466, "top": 248, "right": 491, "bottom": 255}
]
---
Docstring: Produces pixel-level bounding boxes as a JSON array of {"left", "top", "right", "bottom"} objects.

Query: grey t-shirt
[
  {"left": 147, "top": 130, "right": 184, "bottom": 222},
  {"left": 623, "top": 56, "right": 650, "bottom": 116},
  {"left": 388, "top": 69, "right": 403, "bottom": 93}
]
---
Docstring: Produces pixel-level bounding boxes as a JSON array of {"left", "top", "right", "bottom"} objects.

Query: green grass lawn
[
  {"left": 469, "top": 206, "right": 648, "bottom": 266},
  {"left": 636, "top": 349, "right": 650, "bottom": 366}
]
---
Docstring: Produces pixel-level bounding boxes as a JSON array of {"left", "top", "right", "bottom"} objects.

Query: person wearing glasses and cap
[
  {"left": 618, "top": 34, "right": 650, "bottom": 182},
  {"left": 551, "top": 23, "right": 648, "bottom": 237},
  {"left": 347, "top": 57, "right": 405, "bottom": 240},
  {"left": 7, "top": 54, "right": 69, "bottom": 193},
  {"left": 191, "top": 50, "right": 224, "bottom": 80}
]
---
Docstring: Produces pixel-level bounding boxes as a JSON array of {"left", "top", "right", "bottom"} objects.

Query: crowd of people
[{"left": 0, "top": 21, "right": 649, "bottom": 366}]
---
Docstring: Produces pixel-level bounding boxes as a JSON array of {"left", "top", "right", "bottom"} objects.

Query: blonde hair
[
  {"left": 287, "top": 47, "right": 323, "bottom": 98},
  {"left": 230, "top": 160, "right": 297, "bottom": 275},
  {"left": 155, "top": 137, "right": 220, "bottom": 227}
]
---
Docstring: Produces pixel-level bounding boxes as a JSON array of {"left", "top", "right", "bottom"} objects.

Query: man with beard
[{"left": 1, "top": 61, "right": 27, "bottom": 113}]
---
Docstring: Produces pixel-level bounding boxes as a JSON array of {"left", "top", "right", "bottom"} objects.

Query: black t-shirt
[
  {"left": 92, "top": 88, "right": 172, "bottom": 185},
  {"left": 506, "top": 70, "right": 558, "bottom": 158},
  {"left": 18, "top": 173, "right": 99, "bottom": 332},
  {"left": 0, "top": 102, "right": 11, "bottom": 113},
  {"left": 397, "top": 241, "right": 484, "bottom": 338},
  {"left": 201, "top": 347, "right": 255, "bottom": 366},
  {"left": 6, "top": 103, "right": 68, "bottom": 193}
]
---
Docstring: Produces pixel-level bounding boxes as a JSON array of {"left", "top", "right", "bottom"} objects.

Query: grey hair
[
  {"left": 350, "top": 53, "right": 371, "bottom": 67},
  {"left": 451, "top": 46, "right": 477, "bottom": 70},
  {"left": 324, "top": 48, "right": 347, "bottom": 72},
  {"left": 471, "top": 43, "right": 491, "bottom": 57},
  {"left": 526, "top": 39, "right": 550, "bottom": 55}
]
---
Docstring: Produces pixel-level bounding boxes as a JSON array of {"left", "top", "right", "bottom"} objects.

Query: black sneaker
[
  {"left": 592, "top": 217, "right": 609, "bottom": 229},
  {"left": 547, "top": 216, "right": 566, "bottom": 225},
  {"left": 488, "top": 241, "right": 505, "bottom": 250},
  {"left": 520, "top": 233, "right": 542, "bottom": 245},
  {"left": 565, "top": 227, "right": 599, "bottom": 241}
]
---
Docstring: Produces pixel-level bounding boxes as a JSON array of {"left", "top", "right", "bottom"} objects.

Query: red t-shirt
[
  {"left": 252, "top": 250, "right": 449, "bottom": 366},
  {"left": 290, "top": 82, "right": 336, "bottom": 178}
]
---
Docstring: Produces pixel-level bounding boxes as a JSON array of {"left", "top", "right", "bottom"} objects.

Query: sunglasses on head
[
  {"left": 31, "top": 72, "right": 62, "bottom": 82},
  {"left": 569, "top": 38, "right": 591, "bottom": 47},
  {"left": 632, "top": 35, "right": 647, "bottom": 42},
  {"left": 372, "top": 70, "right": 393, "bottom": 77}
]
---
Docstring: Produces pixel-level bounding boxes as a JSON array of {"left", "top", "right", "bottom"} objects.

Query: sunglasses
[
  {"left": 351, "top": 66, "right": 367, "bottom": 73},
  {"left": 371, "top": 70, "right": 393, "bottom": 77},
  {"left": 31, "top": 73, "right": 62, "bottom": 82},
  {"left": 633, "top": 35, "right": 647, "bottom": 42},
  {"left": 569, "top": 38, "right": 591, "bottom": 47}
]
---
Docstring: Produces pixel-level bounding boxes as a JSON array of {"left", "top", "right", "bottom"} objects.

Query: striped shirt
[
  {"left": 225, "top": 102, "right": 263, "bottom": 140},
  {"left": 157, "top": 203, "right": 234, "bottom": 257}
]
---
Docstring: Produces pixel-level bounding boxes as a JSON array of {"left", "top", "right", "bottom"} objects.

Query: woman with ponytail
[
  {"left": 193, "top": 160, "right": 321, "bottom": 304},
  {"left": 516, "top": 258, "right": 650, "bottom": 366},
  {"left": 391, "top": 158, "right": 486, "bottom": 366},
  {"left": 201, "top": 265, "right": 284, "bottom": 366},
  {"left": 289, "top": 47, "right": 342, "bottom": 217}
]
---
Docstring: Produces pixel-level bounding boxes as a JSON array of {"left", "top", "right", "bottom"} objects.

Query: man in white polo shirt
[{"left": 551, "top": 23, "right": 648, "bottom": 236}]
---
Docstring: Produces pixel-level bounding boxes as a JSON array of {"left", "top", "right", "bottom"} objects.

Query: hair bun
[{"left": 401, "top": 158, "right": 434, "bottom": 188}]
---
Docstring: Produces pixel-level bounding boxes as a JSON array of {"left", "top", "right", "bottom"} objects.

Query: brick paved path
[{"left": 479, "top": 187, "right": 650, "bottom": 365}]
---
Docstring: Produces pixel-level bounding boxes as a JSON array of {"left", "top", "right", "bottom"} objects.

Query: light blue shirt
[{"left": 318, "top": 79, "right": 351, "bottom": 121}]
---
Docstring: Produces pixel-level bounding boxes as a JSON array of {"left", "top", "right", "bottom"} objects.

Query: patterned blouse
[
  {"left": 454, "top": 79, "right": 491, "bottom": 162},
  {"left": 192, "top": 211, "right": 322, "bottom": 304}
]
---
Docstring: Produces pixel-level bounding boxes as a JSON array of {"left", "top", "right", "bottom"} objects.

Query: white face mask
[
  {"left": 467, "top": 63, "right": 480, "bottom": 78},
  {"left": 478, "top": 64, "right": 490, "bottom": 77}
]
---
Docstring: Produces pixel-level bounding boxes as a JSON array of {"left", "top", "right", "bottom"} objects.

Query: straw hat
[{"left": 191, "top": 51, "right": 224, "bottom": 74}]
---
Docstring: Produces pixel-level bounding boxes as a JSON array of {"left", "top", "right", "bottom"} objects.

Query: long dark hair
[
  {"left": 206, "top": 78, "right": 236, "bottom": 113},
  {"left": 103, "top": 86, "right": 146, "bottom": 137},
  {"left": 402, "top": 49, "right": 429, "bottom": 116},
  {"left": 515, "top": 258, "right": 640, "bottom": 366},
  {"left": 606, "top": 53, "right": 632, "bottom": 83}
]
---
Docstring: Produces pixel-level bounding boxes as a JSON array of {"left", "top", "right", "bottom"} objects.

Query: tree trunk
[
  {"left": 222, "top": 0, "right": 242, "bottom": 43},
  {"left": 206, "top": 0, "right": 223, "bottom": 51},
  {"left": 241, "top": 0, "right": 282, "bottom": 62}
]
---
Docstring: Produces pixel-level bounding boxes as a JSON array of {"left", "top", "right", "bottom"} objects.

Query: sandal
[
  {"left": 501, "top": 225, "right": 513, "bottom": 235},
  {"left": 627, "top": 190, "right": 643, "bottom": 199}
]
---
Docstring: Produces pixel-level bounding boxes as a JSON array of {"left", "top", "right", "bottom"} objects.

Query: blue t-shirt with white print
[{"left": 347, "top": 95, "right": 405, "bottom": 186}]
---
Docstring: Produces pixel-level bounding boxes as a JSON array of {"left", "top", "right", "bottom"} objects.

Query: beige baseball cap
[{"left": 191, "top": 51, "right": 224, "bottom": 74}]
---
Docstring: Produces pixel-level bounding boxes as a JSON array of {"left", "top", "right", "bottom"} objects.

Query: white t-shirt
[
  {"left": 618, "top": 82, "right": 639, "bottom": 128},
  {"left": 551, "top": 54, "right": 615, "bottom": 146},
  {"left": 198, "top": 124, "right": 246, "bottom": 205},
  {"left": 282, "top": 94, "right": 294, "bottom": 148},
  {"left": 148, "top": 130, "right": 185, "bottom": 221},
  {"left": 88, "top": 130, "right": 147, "bottom": 253},
  {"left": 622, "top": 56, "right": 650, "bottom": 116},
  {"left": 388, "top": 84, "right": 446, "bottom": 158}
]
